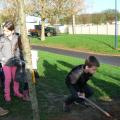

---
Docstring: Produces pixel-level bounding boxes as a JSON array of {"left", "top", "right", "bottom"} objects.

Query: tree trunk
[
  {"left": 17, "top": 0, "right": 40, "bottom": 120},
  {"left": 40, "top": 0, "right": 45, "bottom": 41},
  {"left": 72, "top": 14, "right": 76, "bottom": 35},
  {"left": 55, "top": 15, "right": 59, "bottom": 24},
  {"left": 41, "top": 19, "right": 45, "bottom": 41}
]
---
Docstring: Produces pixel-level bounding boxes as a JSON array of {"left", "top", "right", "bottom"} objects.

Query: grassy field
[
  {"left": 30, "top": 34, "right": 120, "bottom": 55},
  {"left": 0, "top": 51, "right": 120, "bottom": 120},
  {"left": 36, "top": 51, "right": 120, "bottom": 119}
]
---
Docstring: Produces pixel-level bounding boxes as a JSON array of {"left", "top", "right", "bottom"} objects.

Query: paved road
[{"left": 32, "top": 45, "right": 120, "bottom": 66}]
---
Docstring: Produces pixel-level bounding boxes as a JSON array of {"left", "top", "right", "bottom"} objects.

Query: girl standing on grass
[{"left": 0, "top": 21, "right": 23, "bottom": 102}]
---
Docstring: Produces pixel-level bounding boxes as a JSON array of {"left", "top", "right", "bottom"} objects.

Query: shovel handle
[{"left": 79, "top": 96, "right": 112, "bottom": 118}]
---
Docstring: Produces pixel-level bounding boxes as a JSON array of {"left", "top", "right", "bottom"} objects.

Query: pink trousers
[{"left": 3, "top": 65, "right": 23, "bottom": 101}]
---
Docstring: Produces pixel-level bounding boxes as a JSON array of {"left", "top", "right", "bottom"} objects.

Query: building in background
[{"left": 26, "top": 15, "right": 41, "bottom": 35}]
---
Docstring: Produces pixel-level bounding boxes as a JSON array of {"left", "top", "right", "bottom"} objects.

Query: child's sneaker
[
  {"left": 0, "top": 107, "right": 9, "bottom": 116},
  {"left": 23, "top": 95, "right": 30, "bottom": 101},
  {"left": 22, "top": 90, "right": 30, "bottom": 101},
  {"left": 63, "top": 103, "right": 71, "bottom": 112}
]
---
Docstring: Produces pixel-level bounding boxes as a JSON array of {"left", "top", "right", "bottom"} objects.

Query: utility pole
[{"left": 115, "top": 0, "right": 118, "bottom": 49}]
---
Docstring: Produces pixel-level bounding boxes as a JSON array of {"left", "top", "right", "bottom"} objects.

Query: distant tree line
[{"left": 59, "top": 9, "right": 120, "bottom": 25}]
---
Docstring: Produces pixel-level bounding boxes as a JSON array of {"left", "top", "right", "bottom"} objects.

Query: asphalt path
[{"left": 32, "top": 45, "right": 120, "bottom": 66}]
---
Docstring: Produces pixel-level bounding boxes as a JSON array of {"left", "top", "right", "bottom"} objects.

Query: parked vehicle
[{"left": 28, "top": 25, "right": 57, "bottom": 37}]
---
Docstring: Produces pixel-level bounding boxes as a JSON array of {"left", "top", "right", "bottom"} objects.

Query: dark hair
[
  {"left": 85, "top": 56, "right": 100, "bottom": 67},
  {"left": 3, "top": 21, "right": 15, "bottom": 31}
]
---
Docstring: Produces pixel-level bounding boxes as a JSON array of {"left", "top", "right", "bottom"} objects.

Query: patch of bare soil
[{"left": 50, "top": 100, "right": 120, "bottom": 120}]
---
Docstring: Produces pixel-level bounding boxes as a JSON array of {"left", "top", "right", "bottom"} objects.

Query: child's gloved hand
[{"left": 77, "top": 92, "right": 85, "bottom": 99}]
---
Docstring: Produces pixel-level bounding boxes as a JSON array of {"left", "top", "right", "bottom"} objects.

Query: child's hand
[{"left": 77, "top": 92, "right": 85, "bottom": 99}]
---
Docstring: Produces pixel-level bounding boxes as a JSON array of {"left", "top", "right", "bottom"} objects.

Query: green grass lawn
[
  {"left": 0, "top": 51, "right": 120, "bottom": 120},
  {"left": 30, "top": 34, "right": 120, "bottom": 55}
]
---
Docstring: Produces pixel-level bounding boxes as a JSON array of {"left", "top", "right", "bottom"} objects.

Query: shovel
[{"left": 79, "top": 96, "right": 117, "bottom": 119}]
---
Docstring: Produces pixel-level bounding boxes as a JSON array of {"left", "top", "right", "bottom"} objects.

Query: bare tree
[
  {"left": 65, "top": 0, "right": 85, "bottom": 34},
  {"left": 36, "top": 0, "right": 55, "bottom": 41},
  {"left": 0, "top": 0, "right": 19, "bottom": 24},
  {"left": 46, "top": 0, "right": 85, "bottom": 33},
  {"left": 49, "top": 0, "right": 68, "bottom": 24},
  {"left": 16, "top": 0, "right": 40, "bottom": 120},
  {"left": 0, "top": 0, "right": 35, "bottom": 25}
]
